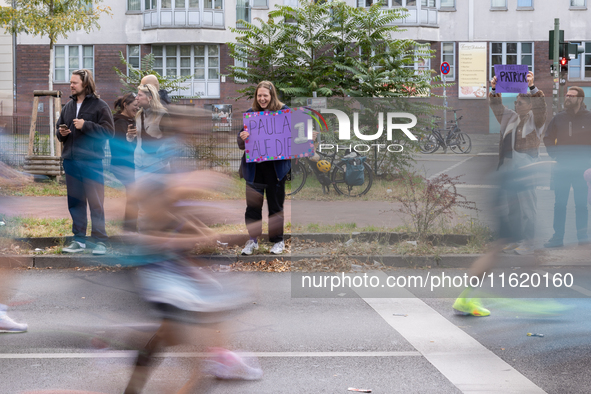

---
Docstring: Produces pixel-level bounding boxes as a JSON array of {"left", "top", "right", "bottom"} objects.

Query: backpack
[{"left": 344, "top": 156, "right": 366, "bottom": 186}]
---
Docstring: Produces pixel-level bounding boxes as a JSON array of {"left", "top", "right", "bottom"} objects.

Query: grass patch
[
  {"left": 0, "top": 216, "right": 124, "bottom": 238},
  {"left": 0, "top": 179, "right": 126, "bottom": 198}
]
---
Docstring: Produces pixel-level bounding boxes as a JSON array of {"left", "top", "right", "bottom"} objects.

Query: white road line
[
  {"left": 535, "top": 270, "right": 591, "bottom": 296},
  {"left": 428, "top": 155, "right": 476, "bottom": 181},
  {"left": 355, "top": 271, "right": 546, "bottom": 394},
  {"left": 0, "top": 351, "right": 422, "bottom": 359}
]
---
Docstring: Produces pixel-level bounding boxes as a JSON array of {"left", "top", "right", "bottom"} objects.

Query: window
[
  {"left": 440, "top": 0, "right": 455, "bottom": 8},
  {"left": 204, "top": 0, "right": 223, "bottom": 9},
  {"left": 127, "top": 45, "right": 141, "bottom": 74},
  {"left": 517, "top": 0, "right": 532, "bottom": 7},
  {"left": 145, "top": 0, "right": 156, "bottom": 9},
  {"left": 128, "top": 0, "right": 141, "bottom": 11},
  {"left": 421, "top": 0, "right": 435, "bottom": 7},
  {"left": 54, "top": 45, "right": 94, "bottom": 82},
  {"left": 234, "top": 46, "right": 247, "bottom": 83},
  {"left": 403, "top": 44, "right": 431, "bottom": 75},
  {"left": 490, "top": 42, "right": 533, "bottom": 78},
  {"left": 236, "top": 0, "right": 250, "bottom": 27},
  {"left": 152, "top": 44, "right": 220, "bottom": 96},
  {"left": 252, "top": 0, "right": 267, "bottom": 7},
  {"left": 491, "top": 0, "right": 507, "bottom": 8},
  {"left": 571, "top": 0, "right": 586, "bottom": 7},
  {"left": 358, "top": 0, "right": 415, "bottom": 7},
  {"left": 566, "top": 42, "right": 591, "bottom": 80},
  {"left": 441, "top": 42, "right": 455, "bottom": 80}
]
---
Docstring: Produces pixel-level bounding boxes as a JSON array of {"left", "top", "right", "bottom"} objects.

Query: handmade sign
[
  {"left": 243, "top": 108, "right": 316, "bottom": 163},
  {"left": 494, "top": 64, "right": 529, "bottom": 94}
]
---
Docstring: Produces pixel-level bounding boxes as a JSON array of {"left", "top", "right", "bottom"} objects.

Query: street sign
[{"left": 440, "top": 62, "right": 450, "bottom": 75}]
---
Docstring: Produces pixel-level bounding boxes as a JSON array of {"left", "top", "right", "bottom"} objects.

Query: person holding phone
[
  {"left": 111, "top": 93, "right": 140, "bottom": 232},
  {"left": 57, "top": 69, "right": 115, "bottom": 255}
]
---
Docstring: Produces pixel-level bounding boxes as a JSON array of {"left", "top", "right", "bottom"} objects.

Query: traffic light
[{"left": 560, "top": 56, "right": 569, "bottom": 72}]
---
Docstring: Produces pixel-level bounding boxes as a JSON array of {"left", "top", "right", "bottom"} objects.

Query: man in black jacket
[
  {"left": 543, "top": 86, "right": 591, "bottom": 247},
  {"left": 56, "top": 69, "right": 115, "bottom": 254}
]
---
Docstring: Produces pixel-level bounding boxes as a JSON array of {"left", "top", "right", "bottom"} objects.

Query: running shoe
[
  {"left": 204, "top": 348, "right": 263, "bottom": 380},
  {"left": 453, "top": 297, "right": 490, "bottom": 317},
  {"left": 241, "top": 240, "right": 258, "bottom": 255},
  {"left": 270, "top": 241, "right": 285, "bottom": 255},
  {"left": 0, "top": 314, "right": 28, "bottom": 333},
  {"left": 63, "top": 241, "right": 86, "bottom": 253}
]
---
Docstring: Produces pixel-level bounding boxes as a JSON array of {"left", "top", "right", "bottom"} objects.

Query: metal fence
[{"left": 0, "top": 115, "right": 244, "bottom": 173}]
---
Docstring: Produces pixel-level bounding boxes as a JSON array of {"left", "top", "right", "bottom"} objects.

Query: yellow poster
[{"left": 458, "top": 42, "right": 487, "bottom": 99}]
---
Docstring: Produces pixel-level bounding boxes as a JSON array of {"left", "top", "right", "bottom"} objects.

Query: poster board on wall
[{"left": 459, "top": 42, "right": 487, "bottom": 99}]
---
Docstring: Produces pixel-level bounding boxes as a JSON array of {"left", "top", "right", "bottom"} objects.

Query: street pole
[
  {"left": 443, "top": 75, "right": 447, "bottom": 127},
  {"left": 553, "top": 18, "right": 560, "bottom": 115}
]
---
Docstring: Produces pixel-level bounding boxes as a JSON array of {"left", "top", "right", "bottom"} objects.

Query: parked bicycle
[
  {"left": 418, "top": 109, "right": 471, "bottom": 154},
  {"left": 286, "top": 148, "right": 373, "bottom": 197}
]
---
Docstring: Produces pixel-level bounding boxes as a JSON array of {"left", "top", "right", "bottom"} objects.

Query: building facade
[
  {"left": 0, "top": 0, "right": 14, "bottom": 117},
  {"left": 11, "top": 0, "right": 591, "bottom": 133}
]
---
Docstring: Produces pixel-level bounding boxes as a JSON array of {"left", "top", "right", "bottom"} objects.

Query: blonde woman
[{"left": 133, "top": 84, "right": 172, "bottom": 179}]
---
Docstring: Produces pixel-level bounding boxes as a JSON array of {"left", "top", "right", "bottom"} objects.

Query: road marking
[
  {"left": 454, "top": 185, "right": 551, "bottom": 191},
  {"left": 428, "top": 155, "right": 476, "bottom": 181},
  {"left": 355, "top": 271, "right": 547, "bottom": 394},
  {"left": 535, "top": 270, "right": 591, "bottom": 296},
  {"left": 0, "top": 351, "right": 422, "bottom": 359}
]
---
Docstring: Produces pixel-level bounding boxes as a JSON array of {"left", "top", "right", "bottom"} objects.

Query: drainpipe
[{"left": 12, "top": 0, "right": 17, "bottom": 114}]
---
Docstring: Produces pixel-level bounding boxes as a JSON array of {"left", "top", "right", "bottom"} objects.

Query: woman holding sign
[{"left": 237, "top": 81, "right": 291, "bottom": 255}]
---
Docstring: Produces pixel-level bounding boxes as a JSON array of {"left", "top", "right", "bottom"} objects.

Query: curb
[
  {"left": 4, "top": 253, "right": 548, "bottom": 270},
  {"left": 14, "top": 232, "right": 472, "bottom": 249}
]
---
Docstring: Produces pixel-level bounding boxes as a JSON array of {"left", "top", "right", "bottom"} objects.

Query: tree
[
  {"left": 0, "top": 0, "right": 112, "bottom": 155},
  {"left": 113, "top": 52, "right": 195, "bottom": 99},
  {"left": 228, "top": 0, "right": 437, "bottom": 100},
  {"left": 228, "top": 1, "right": 443, "bottom": 176}
]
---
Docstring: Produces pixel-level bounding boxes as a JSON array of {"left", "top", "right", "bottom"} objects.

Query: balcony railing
[{"left": 143, "top": 8, "right": 224, "bottom": 29}]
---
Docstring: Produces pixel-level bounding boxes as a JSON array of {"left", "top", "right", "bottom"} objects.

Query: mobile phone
[{"left": 59, "top": 124, "right": 68, "bottom": 128}]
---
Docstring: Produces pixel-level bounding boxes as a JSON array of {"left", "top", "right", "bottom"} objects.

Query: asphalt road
[{"left": 2, "top": 269, "right": 591, "bottom": 393}]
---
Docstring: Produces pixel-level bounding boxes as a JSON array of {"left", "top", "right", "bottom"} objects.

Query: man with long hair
[{"left": 57, "top": 69, "right": 115, "bottom": 255}]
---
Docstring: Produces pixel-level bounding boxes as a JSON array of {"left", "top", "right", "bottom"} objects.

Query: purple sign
[
  {"left": 243, "top": 108, "right": 315, "bottom": 163},
  {"left": 494, "top": 64, "right": 529, "bottom": 94}
]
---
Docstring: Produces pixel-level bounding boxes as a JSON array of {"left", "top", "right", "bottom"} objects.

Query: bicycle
[
  {"left": 286, "top": 148, "right": 373, "bottom": 197},
  {"left": 418, "top": 109, "right": 471, "bottom": 154}
]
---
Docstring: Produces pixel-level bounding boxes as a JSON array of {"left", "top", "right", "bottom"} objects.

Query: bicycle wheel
[
  {"left": 418, "top": 133, "right": 439, "bottom": 154},
  {"left": 449, "top": 132, "right": 472, "bottom": 154},
  {"left": 286, "top": 161, "right": 307, "bottom": 196},
  {"left": 332, "top": 161, "right": 373, "bottom": 197}
]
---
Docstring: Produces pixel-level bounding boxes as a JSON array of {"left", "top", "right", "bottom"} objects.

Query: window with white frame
[
  {"left": 236, "top": 0, "right": 250, "bottom": 27},
  {"left": 357, "top": 0, "right": 415, "bottom": 7},
  {"left": 440, "top": 0, "right": 455, "bottom": 8},
  {"left": 234, "top": 45, "right": 247, "bottom": 83},
  {"left": 441, "top": 42, "right": 455, "bottom": 80},
  {"left": 128, "top": 0, "right": 141, "bottom": 11},
  {"left": 252, "top": 0, "right": 267, "bottom": 7},
  {"left": 491, "top": 0, "right": 507, "bottom": 8},
  {"left": 517, "top": 0, "right": 532, "bottom": 8},
  {"left": 566, "top": 42, "right": 591, "bottom": 79},
  {"left": 490, "top": 42, "right": 533, "bottom": 78},
  {"left": 152, "top": 44, "right": 220, "bottom": 96},
  {"left": 127, "top": 45, "right": 141, "bottom": 74},
  {"left": 54, "top": 45, "right": 94, "bottom": 83},
  {"left": 570, "top": 0, "right": 586, "bottom": 7},
  {"left": 403, "top": 44, "right": 431, "bottom": 75},
  {"left": 421, "top": 0, "right": 435, "bottom": 7}
]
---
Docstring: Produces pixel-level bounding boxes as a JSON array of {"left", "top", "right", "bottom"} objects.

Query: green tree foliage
[
  {"left": 228, "top": 0, "right": 438, "bottom": 100},
  {"left": 113, "top": 52, "right": 196, "bottom": 99},
  {"left": 0, "top": 0, "right": 112, "bottom": 155}
]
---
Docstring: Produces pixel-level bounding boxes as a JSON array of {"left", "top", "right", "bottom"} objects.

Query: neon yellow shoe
[{"left": 453, "top": 297, "right": 490, "bottom": 317}]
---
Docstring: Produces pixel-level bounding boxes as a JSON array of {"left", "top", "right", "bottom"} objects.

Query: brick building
[{"left": 8, "top": 0, "right": 591, "bottom": 133}]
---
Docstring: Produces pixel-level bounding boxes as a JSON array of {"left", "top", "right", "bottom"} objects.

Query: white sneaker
[
  {"left": 270, "top": 241, "right": 285, "bottom": 255},
  {"left": 63, "top": 241, "right": 86, "bottom": 253},
  {"left": 241, "top": 240, "right": 258, "bottom": 255},
  {"left": 204, "top": 348, "right": 263, "bottom": 380},
  {"left": 0, "top": 314, "right": 28, "bottom": 333}
]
